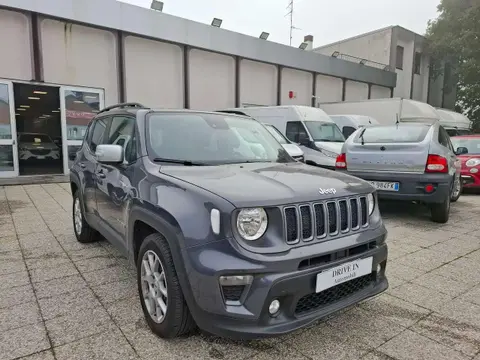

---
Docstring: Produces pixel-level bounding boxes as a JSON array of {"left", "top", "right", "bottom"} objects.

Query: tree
[{"left": 425, "top": 0, "right": 480, "bottom": 131}]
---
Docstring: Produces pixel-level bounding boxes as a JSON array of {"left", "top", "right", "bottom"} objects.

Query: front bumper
[
  {"left": 19, "top": 150, "right": 60, "bottom": 160},
  {"left": 339, "top": 170, "right": 451, "bottom": 203},
  {"left": 461, "top": 171, "right": 480, "bottom": 188},
  {"left": 183, "top": 226, "right": 388, "bottom": 339}
]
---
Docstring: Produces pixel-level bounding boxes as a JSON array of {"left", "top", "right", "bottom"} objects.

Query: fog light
[
  {"left": 424, "top": 184, "right": 434, "bottom": 193},
  {"left": 470, "top": 168, "right": 478, "bottom": 174},
  {"left": 268, "top": 299, "right": 280, "bottom": 316}
]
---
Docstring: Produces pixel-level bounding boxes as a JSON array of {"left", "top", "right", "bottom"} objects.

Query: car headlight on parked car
[
  {"left": 236, "top": 208, "right": 268, "bottom": 241},
  {"left": 465, "top": 158, "right": 480, "bottom": 167},
  {"left": 318, "top": 148, "right": 338, "bottom": 158},
  {"left": 367, "top": 193, "right": 375, "bottom": 215}
]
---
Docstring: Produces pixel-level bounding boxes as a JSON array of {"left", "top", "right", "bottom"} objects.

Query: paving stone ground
[{"left": 1, "top": 183, "right": 479, "bottom": 360}]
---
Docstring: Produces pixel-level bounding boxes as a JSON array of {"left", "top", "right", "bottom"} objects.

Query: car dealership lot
[{"left": 1, "top": 184, "right": 479, "bottom": 360}]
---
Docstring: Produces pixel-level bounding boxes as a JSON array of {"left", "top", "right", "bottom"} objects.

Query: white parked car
[
  {"left": 263, "top": 123, "right": 304, "bottom": 162},
  {"left": 18, "top": 132, "right": 60, "bottom": 161}
]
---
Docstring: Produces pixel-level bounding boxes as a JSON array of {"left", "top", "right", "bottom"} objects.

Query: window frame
[
  {"left": 396, "top": 45, "right": 404, "bottom": 70},
  {"left": 414, "top": 52, "right": 422, "bottom": 75}
]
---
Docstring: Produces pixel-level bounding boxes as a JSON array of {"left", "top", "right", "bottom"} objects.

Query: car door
[
  {"left": 96, "top": 115, "right": 137, "bottom": 239},
  {"left": 77, "top": 117, "right": 108, "bottom": 217}
]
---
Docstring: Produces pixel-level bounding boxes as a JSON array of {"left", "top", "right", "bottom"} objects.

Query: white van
[
  {"left": 219, "top": 106, "right": 345, "bottom": 169},
  {"left": 435, "top": 108, "right": 472, "bottom": 136},
  {"left": 328, "top": 114, "right": 379, "bottom": 138},
  {"left": 262, "top": 123, "right": 305, "bottom": 162}
]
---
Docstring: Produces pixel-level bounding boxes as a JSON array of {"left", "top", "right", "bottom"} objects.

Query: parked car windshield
[
  {"left": 451, "top": 137, "right": 480, "bottom": 154},
  {"left": 355, "top": 125, "right": 430, "bottom": 143},
  {"left": 19, "top": 134, "right": 53, "bottom": 143},
  {"left": 264, "top": 124, "right": 289, "bottom": 144},
  {"left": 303, "top": 121, "right": 345, "bottom": 142},
  {"left": 147, "top": 112, "right": 292, "bottom": 165}
]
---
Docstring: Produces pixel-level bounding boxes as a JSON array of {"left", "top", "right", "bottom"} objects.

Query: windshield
[
  {"left": 451, "top": 137, "right": 480, "bottom": 154},
  {"left": 264, "top": 125, "right": 289, "bottom": 144},
  {"left": 19, "top": 134, "right": 53, "bottom": 143},
  {"left": 303, "top": 121, "right": 345, "bottom": 142},
  {"left": 356, "top": 125, "right": 430, "bottom": 143},
  {"left": 147, "top": 113, "right": 292, "bottom": 165}
]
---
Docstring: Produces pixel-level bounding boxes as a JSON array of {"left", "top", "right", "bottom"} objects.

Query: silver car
[
  {"left": 335, "top": 121, "right": 462, "bottom": 223},
  {"left": 18, "top": 132, "right": 61, "bottom": 161}
]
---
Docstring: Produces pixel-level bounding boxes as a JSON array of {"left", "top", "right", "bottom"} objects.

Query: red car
[{"left": 451, "top": 135, "right": 480, "bottom": 189}]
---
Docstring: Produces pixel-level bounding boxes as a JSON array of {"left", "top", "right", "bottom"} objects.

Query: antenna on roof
[
  {"left": 286, "top": 0, "right": 301, "bottom": 46},
  {"left": 395, "top": 114, "right": 400, "bottom": 125}
]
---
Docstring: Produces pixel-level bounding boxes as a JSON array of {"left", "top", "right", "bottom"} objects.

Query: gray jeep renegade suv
[{"left": 70, "top": 103, "right": 388, "bottom": 340}]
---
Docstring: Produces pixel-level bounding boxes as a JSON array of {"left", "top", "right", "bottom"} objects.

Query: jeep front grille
[{"left": 283, "top": 196, "right": 368, "bottom": 244}]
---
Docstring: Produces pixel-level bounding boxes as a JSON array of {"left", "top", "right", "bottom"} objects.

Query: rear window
[{"left": 355, "top": 125, "right": 430, "bottom": 143}]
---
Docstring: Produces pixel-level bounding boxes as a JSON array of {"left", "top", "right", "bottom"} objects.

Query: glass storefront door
[
  {"left": 0, "top": 80, "right": 19, "bottom": 177},
  {"left": 59, "top": 86, "right": 105, "bottom": 174}
]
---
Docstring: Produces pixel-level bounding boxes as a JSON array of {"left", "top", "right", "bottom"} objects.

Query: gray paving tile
[
  {"left": 0, "top": 258, "right": 27, "bottom": 275},
  {"left": 18, "top": 232, "right": 58, "bottom": 250},
  {"left": 0, "top": 249, "right": 22, "bottom": 260},
  {"left": 0, "top": 236, "right": 20, "bottom": 252},
  {"left": 82, "top": 264, "right": 133, "bottom": 287},
  {"left": 358, "top": 293, "right": 431, "bottom": 327},
  {"left": 386, "top": 261, "right": 425, "bottom": 282},
  {"left": 74, "top": 255, "right": 118, "bottom": 273},
  {"left": 67, "top": 245, "right": 111, "bottom": 261},
  {"left": 249, "top": 342, "right": 308, "bottom": 359},
  {"left": 394, "top": 248, "right": 455, "bottom": 272},
  {"left": 45, "top": 306, "right": 116, "bottom": 346},
  {"left": 0, "top": 301, "right": 42, "bottom": 332},
  {"left": 0, "top": 284, "right": 35, "bottom": 309},
  {"left": 411, "top": 313, "right": 480, "bottom": 357},
  {"left": 462, "top": 285, "right": 480, "bottom": 306},
  {"left": 38, "top": 287, "right": 101, "bottom": 320},
  {"left": 0, "top": 323, "right": 50, "bottom": 360},
  {"left": 411, "top": 272, "right": 475, "bottom": 297},
  {"left": 106, "top": 296, "right": 144, "bottom": 326},
  {"left": 0, "top": 270, "right": 30, "bottom": 290},
  {"left": 360, "top": 351, "right": 397, "bottom": 360},
  {"left": 326, "top": 307, "right": 404, "bottom": 348},
  {"left": 29, "top": 262, "right": 79, "bottom": 283},
  {"left": 92, "top": 278, "right": 137, "bottom": 304},
  {"left": 435, "top": 299, "right": 480, "bottom": 328},
  {"left": 54, "top": 329, "right": 139, "bottom": 360},
  {"left": 378, "top": 329, "right": 468, "bottom": 360},
  {"left": 389, "top": 282, "right": 454, "bottom": 311},
  {"left": 18, "top": 350, "right": 55, "bottom": 360},
  {"left": 32, "top": 274, "right": 88, "bottom": 299}
]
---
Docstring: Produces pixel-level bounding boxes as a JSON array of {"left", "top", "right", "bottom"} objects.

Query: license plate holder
[{"left": 316, "top": 257, "right": 373, "bottom": 293}]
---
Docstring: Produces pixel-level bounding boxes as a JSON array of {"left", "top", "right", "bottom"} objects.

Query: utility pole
[{"left": 286, "top": 0, "right": 300, "bottom": 46}]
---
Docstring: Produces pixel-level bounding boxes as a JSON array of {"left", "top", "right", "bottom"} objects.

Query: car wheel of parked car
[
  {"left": 73, "top": 190, "right": 98, "bottom": 243},
  {"left": 450, "top": 176, "right": 462, "bottom": 202},
  {"left": 137, "top": 233, "right": 195, "bottom": 338},
  {"left": 430, "top": 196, "right": 450, "bottom": 223}
]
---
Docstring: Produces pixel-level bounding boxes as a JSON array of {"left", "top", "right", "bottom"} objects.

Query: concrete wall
[
  {"left": 280, "top": 68, "right": 313, "bottom": 105},
  {"left": 0, "top": 9, "right": 32, "bottom": 80},
  {"left": 345, "top": 81, "right": 369, "bottom": 101},
  {"left": 313, "top": 27, "right": 392, "bottom": 65},
  {"left": 315, "top": 75, "right": 343, "bottom": 104},
  {"left": 124, "top": 36, "right": 184, "bottom": 109},
  {"left": 239, "top": 60, "right": 277, "bottom": 106},
  {"left": 370, "top": 85, "right": 391, "bottom": 99},
  {"left": 393, "top": 38, "right": 414, "bottom": 99}
]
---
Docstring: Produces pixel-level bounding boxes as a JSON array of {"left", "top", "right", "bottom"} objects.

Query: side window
[
  {"left": 438, "top": 127, "right": 450, "bottom": 148},
  {"left": 286, "top": 121, "right": 308, "bottom": 143},
  {"left": 342, "top": 126, "right": 357, "bottom": 138},
  {"left": 106, "top": 116, "right": 136, "bottom": 164},
  {"left": 88, "top": 117, "right": 109, "bottom": 152}
]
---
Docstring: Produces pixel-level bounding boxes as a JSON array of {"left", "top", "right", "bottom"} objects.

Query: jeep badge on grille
[{"left": 319, "top": 188, "right": 337, "bottom": 195}]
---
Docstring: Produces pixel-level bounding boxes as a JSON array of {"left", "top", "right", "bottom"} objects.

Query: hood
[
  {"left": 160, "top": 162, "right": 373, "bottom": 208},
  {"left": 281, "top": 143, "right": 304, "bottom": 157},
  {"left": 19, "top": 142, "right": 58, "bottom": 150},
  {"left": 314, "top": 141, "right": 343, "bottom": 154}
]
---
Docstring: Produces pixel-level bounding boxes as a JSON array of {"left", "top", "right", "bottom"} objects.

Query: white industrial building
[
  {"left": 311, "top": 26, "right": 456, "bottom": 110},
  {"left": 0, "top": 0, "right": 396, "bottom": 182}
]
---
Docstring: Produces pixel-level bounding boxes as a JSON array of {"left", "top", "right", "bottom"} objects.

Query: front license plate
[
  {"left": 36, "top": 156, "right": 45, "bottom": 160},
  {"left": 316, "top": 257, "right": 373, "bottom": 293},
  {"left": 369, "top": 181, "right": 399, "bottom": 191}
]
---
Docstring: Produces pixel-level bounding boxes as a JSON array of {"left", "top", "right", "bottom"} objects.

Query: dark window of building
[
  {"left": 396, "top": 46, "right": 404, "bottom": 70},
  {"left": 414, "top": 52, "right": 422, "bottom": 74}
]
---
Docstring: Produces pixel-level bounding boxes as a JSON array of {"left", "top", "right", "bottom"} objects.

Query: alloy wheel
[
  {"left": 74, "top": 197, "right": 83, "bottom": 235},
  {"left": 141, "top": 250, "right": 168, "bottom": 323}
]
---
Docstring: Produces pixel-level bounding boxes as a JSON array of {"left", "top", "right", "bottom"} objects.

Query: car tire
[
  {"left": 450, "top": 176, "right": 462, "bottom": 202},
  {"left": 137, "top": 233, "right": 196, "bottom": 339},
  {"left": 72, "top": 190, "right": 98, "bottom": 243},
  {"left": 430, "top": 196, "right": 450, "bottom": 223}
]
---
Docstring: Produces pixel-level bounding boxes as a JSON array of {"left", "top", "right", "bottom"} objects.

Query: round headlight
[
  {"left": 236, "top": 208, "right": 268, "bottom": 241},
  {"left": 465, "top": 158, "right": 480, "bottom": 167},
  {"left": 367, "top": 193, "right": 375, "bottom": 215}
]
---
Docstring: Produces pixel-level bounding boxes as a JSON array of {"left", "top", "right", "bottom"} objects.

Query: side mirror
[
  {"left": 455, "top": 146, "right": 468, "bottom": 155},
  {"left": 95, "top": 144, "right": 123, "bottom": 163}
]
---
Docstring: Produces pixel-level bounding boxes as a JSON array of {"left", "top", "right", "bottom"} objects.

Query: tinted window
[
  {"left": 414, "top": 52, "right": 421, "bottom": 74},
  {"left": 107, "top": 116, "right": 136, "bottom": 163},
  {"left": 304, "top": 121, "right": 345, "bottom": 142},
  {"left": 356, "top": 125, "right": 430, "bottom": 143},
  {"left": 89, "top": 118, "right": 108, "bottom": 152},
  {"left": 286, "top": 121, "right": 308, "bottom": 143},
  {"left": 147, "top": 113, "right": 290, "bottom": 164},
  {"left": 342, "top": 126, "right": 357, "bottom": 138}
]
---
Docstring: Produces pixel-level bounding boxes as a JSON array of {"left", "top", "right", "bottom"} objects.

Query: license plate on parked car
[
  {"left": 316, "top": 257, "right": 373, "bottom": 293},
  {"left": 368, "top": 181, "right": 399, "bottom": 191}
]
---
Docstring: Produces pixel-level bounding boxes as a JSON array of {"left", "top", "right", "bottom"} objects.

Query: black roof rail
[{"left": 97, "top": 102, "right": 147, "bottom": 114}]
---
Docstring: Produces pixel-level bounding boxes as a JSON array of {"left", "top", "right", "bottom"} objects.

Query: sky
[{"left": 120, "top": 0, "right": 441, "bottom": 48}]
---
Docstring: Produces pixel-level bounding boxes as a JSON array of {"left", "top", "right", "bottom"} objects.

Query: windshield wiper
[{"left": 152, "top": 158, "right": 206, "bottom": 166}]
